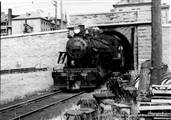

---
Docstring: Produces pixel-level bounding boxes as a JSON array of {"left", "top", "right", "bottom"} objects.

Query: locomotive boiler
[{"left": 52, "top": 25, "right": 126, "bottom": 90}]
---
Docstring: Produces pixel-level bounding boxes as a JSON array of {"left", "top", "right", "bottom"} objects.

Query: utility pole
[
  {"left": 8, "top": 8, "right": 12, "bottom": 35},
  {"left": 53, "top": 0, "right": 57, "bottom": 30},
  {"left": 60, "top": 0, "right": 63, "bottom": 29},
  {"left": 150, "top": 0, "right": 163, "bottom": 85},
  {"left": 0, "top": 2, "right": 1, "bottom": 34}
]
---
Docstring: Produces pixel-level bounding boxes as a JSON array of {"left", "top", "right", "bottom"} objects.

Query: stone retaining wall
[{"left": 1, "top": 30, "right": 68, "bottom": 71}]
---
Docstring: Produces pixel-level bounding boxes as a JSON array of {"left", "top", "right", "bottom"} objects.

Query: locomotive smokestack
[{"left": 66, "top": 37, "right": 87, "bottom": 59}]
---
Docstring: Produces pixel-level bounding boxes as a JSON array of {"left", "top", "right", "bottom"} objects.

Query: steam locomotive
[{"left": 52, "top": 25, "right": 127, "bottom": 90}]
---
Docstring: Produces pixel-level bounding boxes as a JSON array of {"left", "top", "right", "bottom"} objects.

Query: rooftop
[
  {"left": 13, "top": 9, "right": 67, "bottom": 23},
  {"left": 13, "top": 9, "right": 49, "bottom": 20}
]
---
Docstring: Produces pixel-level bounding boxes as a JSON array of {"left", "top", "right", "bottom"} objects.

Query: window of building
[
  {"left": 1, "top": 29, "right": 7, "bottom": 33},
  {"left": 1, "top": 22, "right": 8, "bottom": 26}
]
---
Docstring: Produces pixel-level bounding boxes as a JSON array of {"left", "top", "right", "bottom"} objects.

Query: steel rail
[
  {"left": 10, "top": 91, "right": 84, "bottom": 120},
  {"left": 0, "top": 90, "right": 62, "bottom": 112}
]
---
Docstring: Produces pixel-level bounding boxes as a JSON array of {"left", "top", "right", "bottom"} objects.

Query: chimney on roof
[
  {"left": 8, "top": 8, "right": 12, "bottom": 35},
  {"left": 26, "top": 13, "right": 31, "bottom": 17}
]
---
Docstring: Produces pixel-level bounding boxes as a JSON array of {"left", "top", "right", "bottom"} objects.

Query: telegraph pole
[
  {"left": 150, "top": 0, "right": 163, "bottom": 85},
  {"left": 53, "top": 0, "right": 57, "bottom": 30},
  {"left": 8, "top": 8, "right": 12, "bottom": 35},
  {"left": 60, "top": 0, "right": 63, "bottom": 29},
  {"left": 0, "top": 2, "right": 1, "bottom": 36}
]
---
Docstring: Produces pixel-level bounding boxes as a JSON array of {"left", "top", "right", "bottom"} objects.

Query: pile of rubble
[{"left": 64, "top": 88, "right": 138, "bottom": 120}]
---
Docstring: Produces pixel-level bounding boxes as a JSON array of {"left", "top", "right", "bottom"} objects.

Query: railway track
[
  {"left": 0, "top": 90, "right": 84, "bottom": 120},
  {"left": 0, "top": 90, "right": 62, "bottom": 112}
]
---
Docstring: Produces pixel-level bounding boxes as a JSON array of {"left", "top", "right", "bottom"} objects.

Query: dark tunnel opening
[{"left": 102, "top": 30, "right": 134, "bottom": 71}]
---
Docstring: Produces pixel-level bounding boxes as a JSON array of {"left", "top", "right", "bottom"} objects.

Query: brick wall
[
  {"left": 162, "top": 25, "right": 171, "bottom": 71},
  {"left": 1, "top": 30, "right": 68, "bottom": 71},
  {"left": 137, "top": 25, "right": 171, "bottom": 71},
  {"left": 69, "top": 3, "right": 152, "bottom": 27},
  {"left": 137, "top": 25, "right": 151, "bottom": 68}
]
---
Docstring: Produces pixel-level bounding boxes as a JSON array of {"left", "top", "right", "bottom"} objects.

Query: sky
[{"left": 1, "top": 0, "right": 171, "bottom": 20}]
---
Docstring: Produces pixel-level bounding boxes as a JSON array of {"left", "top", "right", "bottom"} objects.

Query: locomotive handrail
[{"left": 63, "top": 68, "right": 98, "bottom": 72}]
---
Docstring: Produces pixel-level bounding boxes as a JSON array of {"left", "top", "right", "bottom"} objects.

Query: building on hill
[
  {"left": 12, "top": 10, "right": 67, "bottom": 35},
  {"left": 1, "top": 12, "right": 9, "bottom": 36},
  {"left": 48, "top": 16, "right": 67, "bottom": 30},
  {"left": 1, "top": 9, "right": 67, "bottom": 35},
  {"left": 12, "top": 10, "right": 56, "bottom": 35}
]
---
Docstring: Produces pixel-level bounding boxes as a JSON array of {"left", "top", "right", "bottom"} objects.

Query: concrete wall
[
  {"left": 0, "top": 30, "right": 68, "bottom": 103},
  {"left": 1, "top": 30, "right": 68, "bottom": 70}
]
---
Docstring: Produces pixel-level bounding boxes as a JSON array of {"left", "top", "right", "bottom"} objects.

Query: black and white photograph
[{"left": 0, "top": 0, "right": 171, "bottom": 119}]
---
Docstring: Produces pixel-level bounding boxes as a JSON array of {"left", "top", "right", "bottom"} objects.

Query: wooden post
[{"left": 151, "top": 0, "right": 163, "bottom": 85}]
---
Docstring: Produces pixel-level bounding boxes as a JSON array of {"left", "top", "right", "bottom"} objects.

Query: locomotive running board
[{"left": 63, "top": 68, "right": 97, "bottom": 72}]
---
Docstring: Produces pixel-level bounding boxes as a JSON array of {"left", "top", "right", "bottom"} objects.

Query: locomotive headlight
[
  {"left": 74, "top": 28, "right": 80, "bottom": 34},
  {"left": 85, "top": 29, "right": 89, "bottom": 34},
  {"left": 68, "top": 29, "right": 74, "bottom": 37}
]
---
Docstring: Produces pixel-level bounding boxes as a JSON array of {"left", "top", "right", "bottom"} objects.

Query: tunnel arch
[{"left": 102, "top": 30, "right": 134, "bottom": 71}]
